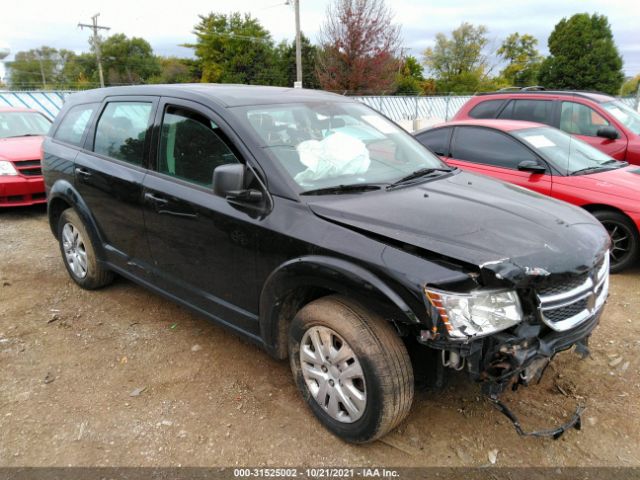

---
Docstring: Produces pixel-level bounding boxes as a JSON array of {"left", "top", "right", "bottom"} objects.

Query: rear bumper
[{"left": 0, "top": 176, "right": 46, "bottom": 207}]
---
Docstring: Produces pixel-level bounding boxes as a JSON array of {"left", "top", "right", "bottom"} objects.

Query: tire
[
  {"left": 592, "top": 210, "right": 639, "bottom": 273},
  {"left": 57, "top": 208, "right": 114, "bottom": 289},
  {"left": 288, "top": 295, "right": 414, "bottom": 443}
]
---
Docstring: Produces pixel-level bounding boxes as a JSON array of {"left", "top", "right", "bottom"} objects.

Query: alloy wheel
[{"left": 62, "top": 223, "right": 88, "bottom": 279}]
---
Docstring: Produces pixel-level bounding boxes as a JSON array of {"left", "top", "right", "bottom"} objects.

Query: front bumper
[{"left": 0, "top": 176, "right": 46, "bottom": 207}]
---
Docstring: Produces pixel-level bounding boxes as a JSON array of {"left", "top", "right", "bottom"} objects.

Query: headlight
[
  {"left": 424, "top": 287, "right": 523, "bottom": 339},
  {"left": 0, "top": 160, "right": 18, "bottom": 176}
]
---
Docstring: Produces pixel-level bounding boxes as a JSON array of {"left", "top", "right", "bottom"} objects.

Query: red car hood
[
  {"left": 577, "top": 166, "right": 640, "bottom": 201},
  {"left": 0, "top": 136, "right": 44, "bottom": 161}
]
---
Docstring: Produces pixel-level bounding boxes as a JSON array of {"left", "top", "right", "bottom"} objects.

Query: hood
[
  {"left": 0, "top": 136, "right": 44, "bottom": 162},
  {"left": 576, "top": 166, "right": 640, "bottom": 201},
  {"left": 308, "top": 171, "right": 609, "bottom": 285}
]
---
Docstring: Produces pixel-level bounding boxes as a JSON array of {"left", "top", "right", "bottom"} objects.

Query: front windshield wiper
[
  {"left": 3, "top": 133, "right": 42, "bottom": 139},
  {"left": 386, "top": 167, "right": 454, "bottom": 190},
  {"left": 300, "top": 183, "right": 383, "bottom": 196},
  {"left": 571, "top": 161, "right": 626, "bottom": 175}
]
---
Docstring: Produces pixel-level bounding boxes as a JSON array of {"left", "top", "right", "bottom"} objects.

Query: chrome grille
[{"left": 536, "top": 253, "right": 609, "bottom": 332}]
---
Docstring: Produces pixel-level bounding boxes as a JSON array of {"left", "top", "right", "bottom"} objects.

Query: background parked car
[
  {"left": 0, "top": 107, "right": 52, "bottom": 207},
  {"left": 415, "top": 119, "right": 640, "bottom": 272},
  {"left": 452, "top": 89, "right": 640, "bottom": 165}
]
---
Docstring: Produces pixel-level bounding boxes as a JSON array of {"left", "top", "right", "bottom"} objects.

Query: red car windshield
[
  {"left": 601, "top": 101, "right": 640, "bottom": 135},
  {"left": 513, "top": 126, "right": 623, "bottom": 175},
  {"left": 0, "top": 111, "right": 51, "bottom": 139}
]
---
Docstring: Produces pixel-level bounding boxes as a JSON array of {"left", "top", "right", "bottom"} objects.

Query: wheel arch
[
  {"left": 47, "top": 180, "right": 106, "bottom": 258},
  {"left": 259, "top": 255, "right": 424, "bottom": 359}
]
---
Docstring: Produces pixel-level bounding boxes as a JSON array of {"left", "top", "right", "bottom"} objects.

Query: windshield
[
  {"left": 513, "top": 126, "right": 623, "bottom": 175},
  {"left": 235, "top": 102, "right": 447, "bottom": 192},
  {"left": 601, "top": 101, "right": 640, "bottom": 135},
  {"left": 0, "top": 111, "right": 51, "bottom": 139}
]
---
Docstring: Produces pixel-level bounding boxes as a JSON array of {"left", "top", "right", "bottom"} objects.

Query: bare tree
[{"left": 317, "top": 0, "right": 402, "bottom": 94}]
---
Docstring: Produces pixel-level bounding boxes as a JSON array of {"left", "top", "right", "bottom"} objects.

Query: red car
[
  {"left": 414, "top": 119, "right": 640, "bottom": 272},
  {"left": 452, "top": 90, "right": 640, "bottom": 165},
  {"left": 0, "top": 107, "right": 52, "bottom": 207}
]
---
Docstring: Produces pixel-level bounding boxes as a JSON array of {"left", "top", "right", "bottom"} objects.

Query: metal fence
[{"left": 1, "top": 90, "right": 638, "bottom": 123}]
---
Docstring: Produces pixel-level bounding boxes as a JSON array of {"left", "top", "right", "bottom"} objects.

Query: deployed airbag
[{"left": 294, "top": 132, "right": 370, "bottom": 185}]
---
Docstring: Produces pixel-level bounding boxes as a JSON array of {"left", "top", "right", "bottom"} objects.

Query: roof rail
[
  {"left": 497, "top": 87, "right": 524, "bottom": 92},
  {"left": 521, "top": 86, "right": 546, "bottom": 91}
]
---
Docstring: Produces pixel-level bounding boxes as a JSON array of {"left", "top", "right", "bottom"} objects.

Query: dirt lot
[{"left": 1, "top": 205, "right": 639, "bottom": 468}]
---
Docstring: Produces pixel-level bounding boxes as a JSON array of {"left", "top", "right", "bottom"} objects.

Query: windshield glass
[
  {"left": 601, "top": 101, "right": 640, "bottom": 135},
  {"left": 0, "top": 111, "right": 51, "bottom": 139},
  {"left": 513, "top": 126, "right": 622, "bottom": 174},
  {"left": 235, "top": 102, "right": 447, "bottom": 192}
]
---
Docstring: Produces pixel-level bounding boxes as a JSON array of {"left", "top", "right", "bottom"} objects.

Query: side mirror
[
  {"left": 597, "top": 126, "right": 619, "bottom": 140},
  {"left": 212, "top": 163, "right": 263, "bottom": 204},
  {"left": 517, "top": 160, "right": 546, "bottom": 174}
]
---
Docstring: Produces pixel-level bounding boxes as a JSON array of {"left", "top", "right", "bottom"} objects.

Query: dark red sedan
[
  {"left": 0, "top": 107, "right": 52, "bottom": 207},
  {"left": 414, "top": 119, "right": 640, "bottom": 272}
]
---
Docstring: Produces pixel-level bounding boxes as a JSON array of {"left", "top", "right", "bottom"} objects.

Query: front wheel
[
  {"left": 288, "top": 295, "right": 414, "bottom": 443},
  {"left": 593, "top": 210, "right": 639, "bottom": 273}
]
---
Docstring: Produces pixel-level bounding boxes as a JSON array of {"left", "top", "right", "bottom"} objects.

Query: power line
[{"left": 78, "top": 13, "right": 110, "bottom": 88}]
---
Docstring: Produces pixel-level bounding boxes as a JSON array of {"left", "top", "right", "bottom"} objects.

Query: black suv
[{"left": 43, "top": 85, "right": 609, "bottom": 442}]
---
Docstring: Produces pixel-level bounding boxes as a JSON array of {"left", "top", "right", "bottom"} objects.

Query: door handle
[
  {"left": 144, "top": 192, "right": 169, "bottom": 206},
  {"left": 75, "top": 167, "right": 92, "bottom": 178}
]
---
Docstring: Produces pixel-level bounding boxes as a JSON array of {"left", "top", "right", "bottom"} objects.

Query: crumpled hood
[
  {"left": 0, "top": 136, "right": 44, "bottom": 161},
  {"left": 308, "top": 171, "right": 609, "bottom": 283}
]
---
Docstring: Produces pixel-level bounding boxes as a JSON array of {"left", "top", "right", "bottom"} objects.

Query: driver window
[
  {"left": 560, "top": 102, "right": 609, "bottom": 137},
  {"left": 159, "top": 106, "right": 239, "bottom": 186}
]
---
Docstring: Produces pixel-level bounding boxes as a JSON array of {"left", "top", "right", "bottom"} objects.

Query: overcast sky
[{"left": 1, "top": 0, "right": 639, "bottom": 77}]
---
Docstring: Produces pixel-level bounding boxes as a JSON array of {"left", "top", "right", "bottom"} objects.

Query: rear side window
[
  {"left": 94, "top": 102, "right": 153, "bottom": 165},
  {"left": 498, "top": 100, "right": 554, "bottom": 124},
  {"left": 158, "top": 106, "right": 239, "bottom": 186},
  {"left": 53, "top": 104, "right": 97, "bottom": 147},
  {"left": 468, "top": 100, "right": 505, "bottom": 119},
  {"left": 415, "top": 128, "right": 452, "bottom": 156},
  {"left": 451, "top": 126, "right": 538, "bottom": 169}
]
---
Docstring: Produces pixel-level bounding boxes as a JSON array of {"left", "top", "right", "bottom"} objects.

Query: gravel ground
[{"left": 1, "top": 205, "right": 639, "bottom": 467}]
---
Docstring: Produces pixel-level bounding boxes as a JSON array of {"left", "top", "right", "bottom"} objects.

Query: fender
[
  {"left": 259, "top": 255, "right": 425, "bottom": 359},
  {"left": 47, "top": 179, "right": 107, "bottom": 260}
]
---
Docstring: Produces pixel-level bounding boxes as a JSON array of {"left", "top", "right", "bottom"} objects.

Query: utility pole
[
  {"left": 293, "top": 0, "right": 302, "bottom": 88},
  {"left": 35, "top": 49, "right": 47, "bottom": 89},
  {"left": 78, "top": 14, "right": 110, "bottom": 88}
]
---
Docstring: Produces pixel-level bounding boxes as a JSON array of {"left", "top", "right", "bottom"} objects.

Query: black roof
[
  {"left": 476, "top": 90, "right": 615, "bottom": 103},
  {"left": 65, "top": 84, "right": 349, "bottom": 107}
]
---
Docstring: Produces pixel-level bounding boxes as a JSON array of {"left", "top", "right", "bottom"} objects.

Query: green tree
[
  {"left": 497, "top": 33, "right": 543, "bottom": 87},
  {"left": 394, "top": 56, "right": 424, "bottom": 94},
  {"left": 100, "top": 34, "right": 161, "bottom": 85},
  {"left": 187, "top": 12, "right": 279, "bottom": 85},
  {"left": 8, "top": 47, "right": 85, "bottom": 89},
  {"left": 538, "top": 13, "right": 624, "bottom": 94},
  {"left": 149, "top": 57, "right": 198, "bottom": 84},
  {"left": 423, "top": 23, "right": 490, "bottom": 93},
  {"left": 620, "top": 75, "right": 640, "bottom": 96},
  {"left": 273, "top": 34, "right": 320, "bottom": 89}
]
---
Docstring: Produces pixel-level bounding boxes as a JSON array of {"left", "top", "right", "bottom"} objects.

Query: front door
[{"left": 142, "top": 98, "right": 263, "bottom": 336}]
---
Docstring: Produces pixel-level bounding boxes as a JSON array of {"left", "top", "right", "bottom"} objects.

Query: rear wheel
[
  {"left": 57, "top": 208, "right": 114, "bottom": 289},
  {"left": 288, "top": 295, "right": 414, "bottom": 443},
  {"left": 593, "top": 210, "right": 639, "bottom": 273}
]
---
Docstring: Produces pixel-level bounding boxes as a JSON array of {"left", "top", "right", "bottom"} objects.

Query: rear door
[
  {"left": 558, "top": 101, "right": 628, "bottom": 159},
  {"left": 497, "top": 99, "right": 557, "bottom": 126},
  {"left": 448, "top": 126, "right": 552, "bottom": 195},
  {"left": 141, "top": 97, "right": 263, "bottom": 336},
  {"left": 75, "top": 96, "right": 157, "bottom": 277}
]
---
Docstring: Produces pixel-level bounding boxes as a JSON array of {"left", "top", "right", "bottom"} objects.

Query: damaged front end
[{"left": 418, "top": 251, "right": 609, "bottom": 438}]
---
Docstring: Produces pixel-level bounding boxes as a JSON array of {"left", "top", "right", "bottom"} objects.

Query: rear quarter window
[
  {"left": 53, "top": 104, "right": 98, "bottom": 147},
  {"left": 468, "top": 100, "right": 505, "bottom": 119}
]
